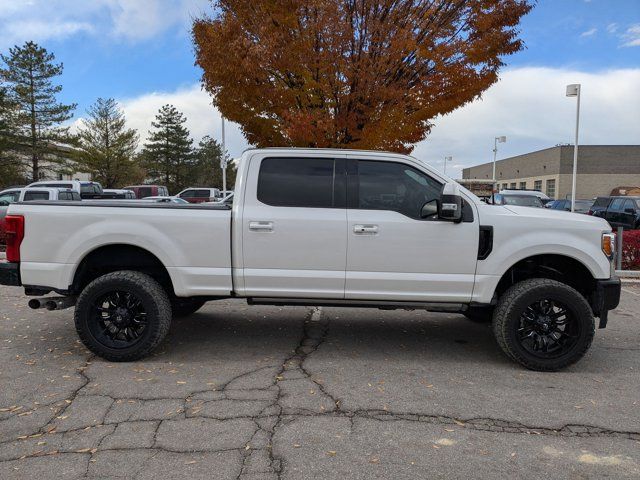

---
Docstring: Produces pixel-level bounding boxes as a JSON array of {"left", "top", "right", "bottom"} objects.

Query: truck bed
[{"left": 8, "top": 201, "right": 233, "bottom": 296}]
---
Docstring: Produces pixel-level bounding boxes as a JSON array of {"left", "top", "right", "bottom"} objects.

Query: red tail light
[{"left": 5, "top": 215, "right": 24, "bottom": 263}]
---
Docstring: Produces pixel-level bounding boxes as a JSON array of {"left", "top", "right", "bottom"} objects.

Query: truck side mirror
[
  {"left": 420, "top": 199, "right": 439, "bottom": 218},
  {"left": 438, "top": 182, "right": 463, "bottom": 223}
]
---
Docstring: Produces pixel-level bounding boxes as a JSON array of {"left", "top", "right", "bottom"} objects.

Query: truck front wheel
[
  {"left": 492, "top": 278, "right": 595, "bottom": 371},
  {"left": 74, "top": 271, "right": 172, "bottom": 361}
]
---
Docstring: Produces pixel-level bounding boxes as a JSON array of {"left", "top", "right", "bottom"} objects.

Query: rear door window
[
  {"left": 257, "top": 157, "right": 338, "bottom": 208},
  {"left": 23, "top": 191, "right": 50, "bottom": 201}
]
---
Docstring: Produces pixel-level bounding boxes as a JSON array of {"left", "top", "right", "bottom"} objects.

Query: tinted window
[
  {"left": 23, "top": 191, "right": 50, "bottom": 201},
  {"left": 58, "top": 192, "right": 71, "bottom": 200},
  {"left": 195, "top": 190, "right": 211, "bottom": 198},
  {"left": 624, "top": 199, "right": 636, "bottom": 212},
  {"left": 138, "top": 187, "right": 153, "bottom": 198},
  {"left": 610, "top": 198, "right": 625, "bottom": 211},
  {"left": 356, "top": 161, "right": 442, "bottom": 219},
  {"left": 594, "top": 197, "right": 610, "bottom": 207},
  {"left": 72, "top": 192, "right": 81, "bottom": 201},
  {"left": 180, "top": 190, "right": 195, "bottom": 198},
  {"left": 258, "top": 157, "right": 336, "bottom": 208}
]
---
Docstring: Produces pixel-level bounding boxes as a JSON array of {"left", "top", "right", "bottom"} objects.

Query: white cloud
[
  {"left": 0, "top": 0, "right": 210, "bottom": 47},
  {"left": 580, "top": 28, "right": 597, "bottom": 38},
  {"left": 412, "top": 67, "right": 640, "bottom": 178},
  {"left": 621, "top": 23, "right": 640, "bottom": 47},
  {"left": 606, "top": 23, "right": 618, "bottom": 34},
  {"left": 117, "top": 85, "right": 250, "bottom": 159},
  {"left": 72, "top": 67, "right": 639, "bottom": 176}
]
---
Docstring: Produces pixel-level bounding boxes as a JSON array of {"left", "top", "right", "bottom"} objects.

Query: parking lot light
[
  {"left": 444, "top": 156, "right": 452, "bottom": 175},
  {"left": 492, "top": 136, "right": 506, "bottom": 188},
  {"left": 566, "top": 84, "right": 581, "bottom": 213}
]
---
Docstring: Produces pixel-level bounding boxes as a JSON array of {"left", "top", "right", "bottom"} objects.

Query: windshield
[{"left": 502, "top": 195, "right": 543, "bottom": 207}]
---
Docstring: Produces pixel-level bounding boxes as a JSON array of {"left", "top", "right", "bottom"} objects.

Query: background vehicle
[
  {"left": 142, "top": 196, "right": 189, "bottom": 204},
  {"left": 177, "top": 187, "right": 221, "bottom": 203},
  {"left": 497, "top": 189, "right": 550, "bottom": 204},
  {"left": 123, "top": 185, "right": 169, "bottom": 198},
  {"left": 27, "top": 180, "right": 104, "bottom": 198},
  {"left": 588, "top": 196, "right": 611, "bottom": 216},
  {"left": 493, "top": 192, "right": 544, "bottom": 208},
  {"left": 0, "top": 148, "right": 620, "bottom": 372},
  {"left": 594, "top": 196, "right": 640, "bottom": 229},
  {"left": 545, "top": 199, "right": 593, "bottom": 214},
  {"left": 103, "top": 189, "right": 137, "bottom": 199}
]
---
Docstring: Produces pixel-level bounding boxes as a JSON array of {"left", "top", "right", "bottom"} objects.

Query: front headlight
[{"left": 602, "top": 233, "right": 615, "bottom": 260}]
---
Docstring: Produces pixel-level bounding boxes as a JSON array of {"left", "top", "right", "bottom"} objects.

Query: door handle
[
  {"left": 249, "top": 221, "right": 273, "bottom": 232},
  {"left": 353, "top": 224, "right": 378, "bottom": 234}
]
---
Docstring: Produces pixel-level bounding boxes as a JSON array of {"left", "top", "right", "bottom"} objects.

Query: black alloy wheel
[
  {"left": 90, "top": 291, "right": 148, "bottom": 349},
  {"left": 516, "top": 299, "right": 580, "bottom": 358}
]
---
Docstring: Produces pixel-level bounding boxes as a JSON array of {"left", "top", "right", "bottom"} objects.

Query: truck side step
[{"left": 247, "top": 297, "right": 465, "bottom": 312}]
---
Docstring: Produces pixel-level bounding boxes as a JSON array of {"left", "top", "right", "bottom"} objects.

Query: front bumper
[
  {"left": 592, "top": 276, "right": 621, "bottom": 328},
  {"left": 0, "top": 262, "right": 21, "bottom": 287}
]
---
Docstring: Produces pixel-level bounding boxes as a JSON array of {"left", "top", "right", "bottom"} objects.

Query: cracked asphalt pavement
[{"left": 1, "top": 283, "right": 639, "bottom": 479}]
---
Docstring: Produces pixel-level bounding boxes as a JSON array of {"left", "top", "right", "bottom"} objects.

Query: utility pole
[{"left": 566, "top": 84, "right": 581, "bottom": 212}]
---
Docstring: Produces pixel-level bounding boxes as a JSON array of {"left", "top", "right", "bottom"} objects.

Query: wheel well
[
  {"left": 71, "top": 244, "right": 174, "bottom": 296},
  {"left": 495, "top": 254, "right": 596, "bottom": 302}
]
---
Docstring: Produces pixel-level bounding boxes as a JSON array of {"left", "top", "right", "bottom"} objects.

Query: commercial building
[{"left": 461, "top": 145, "right": 640, "bottom": 200}]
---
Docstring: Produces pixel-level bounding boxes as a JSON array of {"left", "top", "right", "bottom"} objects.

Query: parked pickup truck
[{"left": 0, "top": 148, "right": 620, "bottom": 371}]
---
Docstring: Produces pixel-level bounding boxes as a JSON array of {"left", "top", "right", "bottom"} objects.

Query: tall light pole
[
  {"left": 492, "top": 136, "right": 506, "bottom": 187},
  {"left": 444, "top": 156, "right": 452, "bottom": 175},
  {"left": 566, "top": 84, "right": 581, "bottom": 212},
  {"left": 221, "top": 116, "right": 227, "bottom": 195}
]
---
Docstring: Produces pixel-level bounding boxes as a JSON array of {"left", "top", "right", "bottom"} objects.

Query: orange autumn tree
[{"left": 193, "top": 0, "right": 532, "bottom": 153}]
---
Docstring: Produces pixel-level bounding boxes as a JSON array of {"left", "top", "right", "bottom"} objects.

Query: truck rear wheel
[
  {"left": 74, "top": 270, "right": 171, "bottom": 362},
  {"left": 492, "top": 278, "right": 595, "bottom": 371}
]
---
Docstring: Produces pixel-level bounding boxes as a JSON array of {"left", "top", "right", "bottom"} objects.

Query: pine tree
[
  {"left": 192, "top": 135, "right": 236, "bottom": 189},
  {"left": 0, "top": 41, "right": 76, "bottom": 181},
  {"left": 140, "top": 104, "right": 194, "bottom": 193},
  {"left": 76, "top": 98, "right": 140, "bottom": 188},
  {"left": 0, "top": 86, "right": 23, "bottom": 187}
]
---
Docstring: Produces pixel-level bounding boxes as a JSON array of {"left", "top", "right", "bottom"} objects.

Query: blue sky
[{"left": 1, "top": 0, "right": 639, "bottom": 176}]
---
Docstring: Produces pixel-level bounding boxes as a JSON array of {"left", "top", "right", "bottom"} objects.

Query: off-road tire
[
  {"left": 75, "top": 270, "right": 171, "bottom": 361},
  {"left": 492, "top": 278, "right": 595, "bottom": 371},
  {"left": 171, "top": 298, "right": 206, "bottom": 318}
]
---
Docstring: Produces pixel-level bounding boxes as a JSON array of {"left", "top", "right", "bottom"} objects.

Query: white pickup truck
[{"left": 0, "top": 148, "right": 620, "bottom": 371}]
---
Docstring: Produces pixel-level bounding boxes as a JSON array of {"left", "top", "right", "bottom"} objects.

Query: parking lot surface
[{"left": 1, "top": 283, "right": 639, "bottom": 479}]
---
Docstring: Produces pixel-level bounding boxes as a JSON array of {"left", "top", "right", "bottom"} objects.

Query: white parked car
[
  {"left": 27, "top": 180, "right": 104, "bottom": 197},
  {"left": 0, "top": 148, "right": 620, "bottom": 371}
]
